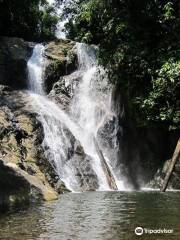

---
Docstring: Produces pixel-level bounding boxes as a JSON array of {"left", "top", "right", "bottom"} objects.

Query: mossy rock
[{"left": 44, "top": 39, "right": 77, "bottom": 93}]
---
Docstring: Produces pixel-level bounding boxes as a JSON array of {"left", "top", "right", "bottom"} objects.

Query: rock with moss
[{"left": 44, "top": 39, "right": 77, "bottom": 93}]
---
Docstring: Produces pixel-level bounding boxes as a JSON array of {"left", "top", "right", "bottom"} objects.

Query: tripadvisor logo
[
  {"left": 135, "top": 227, "right": 174, "bottom": 235},
  {"left": 135, "top": 227, "right": 143, "bottom": 235}
]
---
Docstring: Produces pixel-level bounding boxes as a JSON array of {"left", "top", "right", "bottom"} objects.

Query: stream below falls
[{"left": 0, "top": 191, "right": 180, "bottom": 240}]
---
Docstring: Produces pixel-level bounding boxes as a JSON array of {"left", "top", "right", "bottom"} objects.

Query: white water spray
[
  {"left": 27, "top": 44, "right": 45, "bottom": 94},
  {"left": 71, "top": 43, "right": 125, "bottom": 190}
]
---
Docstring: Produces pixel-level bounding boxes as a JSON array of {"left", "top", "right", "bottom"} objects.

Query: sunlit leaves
[{"left": 163, "top": 2, "right": 175, "bottom": 20}]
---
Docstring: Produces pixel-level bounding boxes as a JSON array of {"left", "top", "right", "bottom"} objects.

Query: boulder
[
  {"left": 44, "top": 39, "right": 77, "bottom": 93},
  {"left": 0, "top": 37, "right": 33, "bottom": 89},
  {"left": 49, "top": 71, "right": 83, "bottom": 110},
  {"left": 0, "top": 160, "right": 58, "bottom": 210}
]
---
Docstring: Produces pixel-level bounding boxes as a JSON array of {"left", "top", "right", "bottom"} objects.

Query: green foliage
[
  {"left": 64, "top": 0, "right": 180, "bottom": 130},
  {"left": 0, "top": 0, "right": 58, "bottom": 41},
  {"left": 39, "top": 6, "right": 58, "bottom": 40},
  {"left": 163, "top": 2, "right": 175, "bottom": 20},
  {"left": 140, "top": 59, "right": 180, "bottom": 129}
]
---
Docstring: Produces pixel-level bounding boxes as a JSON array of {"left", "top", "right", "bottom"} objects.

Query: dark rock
[
  {"left": 75, "top": 143, "right": 85, "bottom": 156},
  {"left": 55, "top": 180, "right": 70, "bottom": 194},
  {"left": 67, "top": 137, "right": 99, "bottom": 191},
  {"left": 49, "top": 71, "right": 82, "bottom": 111},
  {"left": 0, "top": 37, "right": 33, "bottom": 89},
  {"left": 0, "top": 159, "right": 57, "bottom": 210}
]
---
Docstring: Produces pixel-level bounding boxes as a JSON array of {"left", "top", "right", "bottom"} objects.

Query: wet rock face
[
  {"left": 0, "top": 37, "right": 33, "bottom": 89},
  {"left": 44, "top": 39, "right": 77, "bottom": 93},
  {"left": 46, "top": 42, "right": 82, "bottom": 111},
  {"left": 68, "top": 138, "right": 99, "bottom": 191},
  {"left": 0, "top": 86, "right": 62, "bottom": 208},
  {"left": 43, "top": 123, "right": 99, "bottom": 191},
  {"left": 49, "top": 71, "right": 82, "bottom": 110},
  {"left": 0, "top": 37, "right": 78, "bottom": 94}
]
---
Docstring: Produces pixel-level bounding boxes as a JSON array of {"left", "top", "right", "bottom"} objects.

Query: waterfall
[
  {"left": 71, "top": 43, "right": 125, "bottom": 190},
  {"left": 27, "top": 44, "right": 45, "bottom": 94},
  {"left": 27, "top": 42, "right": 125, "bottom": 192}
]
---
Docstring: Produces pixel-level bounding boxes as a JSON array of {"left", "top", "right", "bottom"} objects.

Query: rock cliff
[{"left": 0, "top": 86, "right": 60, "bottom": 209}]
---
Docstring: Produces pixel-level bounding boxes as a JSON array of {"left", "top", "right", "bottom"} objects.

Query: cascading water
[
  {"left": 71, "top": 43, "right": 125, "bottom": 190},
  {"left": 27, "top": 44, "right": 45, "bottom": 95},
  {"left": 27, "top": 41, "right": 125, "bottom": 192}
]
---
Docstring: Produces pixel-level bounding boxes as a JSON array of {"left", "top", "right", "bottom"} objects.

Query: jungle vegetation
[{"left": 63, "top": 0, "right": 180, "bottom": 130}]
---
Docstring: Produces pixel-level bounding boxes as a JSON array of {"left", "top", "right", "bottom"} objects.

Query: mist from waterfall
[{"left": 27, "top": 41, "right": 125, "bottom": 192}]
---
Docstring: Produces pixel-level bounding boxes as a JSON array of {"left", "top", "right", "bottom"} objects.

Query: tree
[{"left": 0, "top": 0, "right": 58, "bottom": 41}]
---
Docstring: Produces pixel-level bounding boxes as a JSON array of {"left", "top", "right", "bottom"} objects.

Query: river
[{"left": 0, "top": 191, "right": 180, "bottom": 240}]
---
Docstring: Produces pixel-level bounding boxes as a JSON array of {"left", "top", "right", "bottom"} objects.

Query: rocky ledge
[{"left": 0, "top": 86, "right": 70, "bottom": 210}]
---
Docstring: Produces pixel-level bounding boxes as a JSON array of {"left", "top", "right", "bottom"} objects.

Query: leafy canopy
[{"left": 0, "top": 0, "right": 58, "bottom": 41}]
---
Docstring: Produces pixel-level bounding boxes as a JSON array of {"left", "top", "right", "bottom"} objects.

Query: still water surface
[{"left": 0, "top": 191, "right": 180, "bottom": 240}]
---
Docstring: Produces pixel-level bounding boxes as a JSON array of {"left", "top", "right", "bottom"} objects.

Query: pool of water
[{"left": 0, "top": 191, "right": 180, "bottom": 240}]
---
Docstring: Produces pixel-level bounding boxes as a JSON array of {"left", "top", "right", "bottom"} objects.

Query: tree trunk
[{"left": 161, "top": 138, "right": 180, "bottom": 192}]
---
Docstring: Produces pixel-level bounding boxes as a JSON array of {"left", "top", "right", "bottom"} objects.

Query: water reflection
[{"left": 0, "top": 191, "right": 180, "bottom": 240}]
